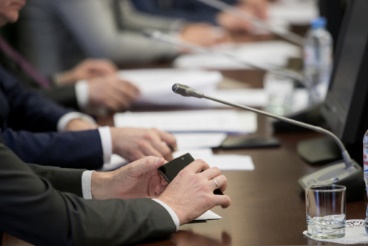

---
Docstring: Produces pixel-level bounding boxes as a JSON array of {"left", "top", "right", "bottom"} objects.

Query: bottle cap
[{"left": 311, "top": 17, "right": 327, "bottom": 29}]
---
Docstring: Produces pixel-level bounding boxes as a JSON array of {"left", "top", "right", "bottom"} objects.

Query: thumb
[{"left": 133, "top": 156, "right": 166, "bottom": 174}]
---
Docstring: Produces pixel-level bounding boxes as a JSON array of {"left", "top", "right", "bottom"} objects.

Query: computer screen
[{"left": 321, "top": 0, "right": 368, "bottom": 163}]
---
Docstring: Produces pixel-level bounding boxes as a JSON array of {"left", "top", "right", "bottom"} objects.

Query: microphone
[
  {"left": 196, "top": 0, "right": 304, "bottom": 46},
  {"left": 143, "top": 29, "right": 304, "bottom": 85},
  {"left": 172, "top": 83, "right": 364, "bottom": 198}
]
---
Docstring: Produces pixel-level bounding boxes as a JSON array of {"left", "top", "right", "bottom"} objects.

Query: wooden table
[{"left": 135, "top": 69, "right": 367, "bottom": 245}]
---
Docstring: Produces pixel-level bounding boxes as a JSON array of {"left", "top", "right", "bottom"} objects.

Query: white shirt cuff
[
  {"left": 98, "top": 126, "right": 112, "bottom": 164},
  {"left": 57, "top": 112, "right": 97, "bottom": 132},
  {"left": 82, "top": 170, "right": 93, "bottom": 199},
  {"left": 75, "top": 80, "right": 89, "bottom": 110},
  {"left": 152, "top": 198, "right": 180, "bottom": 230}
]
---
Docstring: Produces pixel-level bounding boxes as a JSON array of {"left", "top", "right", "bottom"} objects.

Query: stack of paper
[
  {"left": 114, "top": 109, "right": 257, "bottom": 134},
  {"left": 173, "top": 41, "right": 301, "bottom": 70},
  {"left": 268, "top": 0, "right": 318, "bottom": 26},
  {"left": 119, "top": 68, "right": 222, "bottom": 106},
  {"left": 102, "top": 149, "right": 254, "bottom": 172}
]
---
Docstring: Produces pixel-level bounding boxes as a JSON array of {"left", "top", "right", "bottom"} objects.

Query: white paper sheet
[
  {"left": 102, "top": 146, "right": 254, "bottom": 171},
  {"left": 118, "top": 68, "right": 222, "bottom": 106},
  {"left": 268, "top": 0, "right": 318, "bottom": 25},
  {"left": 175, "top": 133, "right": 227, "bottom": 150},
  {"left": 205, "top": 88, "right": 267, "bottom": 107},
  {"left": 114, "top": 110, "right": 257, "bottom": 134},
  {"left": 174, "top": 41, "right": 301, "bottom": 70},
  {"left": 195, "top": 210, "right": 222, "bottom": 221},
  {"left": 174, "top": 149, "right": 254, "bottom": 171}
]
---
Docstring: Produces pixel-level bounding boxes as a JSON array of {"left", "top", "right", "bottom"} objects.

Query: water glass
[
  {"left": 263, "top": 72, "right": 294, "bottom": 115},
  {"left": 305, "top": 184, "right": 346, "bottom": 239}
]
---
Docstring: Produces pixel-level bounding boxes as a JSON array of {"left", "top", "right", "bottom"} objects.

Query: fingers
[
  {"left": 134, "top": 128, "right": 175, "bottom": 159},
  {"left": 155, "top": 129, "right": 177, "bottom": 151},
  {"left": 131, "top": 156, "right": 166, "bottom": 173},
  {"left": 89, "top": 75, "right": 140, "bottom": 111},
  {"left": 84, "top": 59, "right": 118, "bottom": 75},
  {"left": 138, "top": 141, "right": 166, "bottom": 159},
  {"left": 120, "top": 80, "right": 140, "bottom": 99},
  {"left": 213, "top": 193, "right": 231, "bottom": 208},
  {"left": 184, "top": 159, "right": 211, "bottom": 173},
  {"left": 210, "top": 174, "right": 227, "bottom": 193}
]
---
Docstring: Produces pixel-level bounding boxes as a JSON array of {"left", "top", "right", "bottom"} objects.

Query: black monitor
[{"left": 298, "top": 0, "right": 368, "bottom": 165}]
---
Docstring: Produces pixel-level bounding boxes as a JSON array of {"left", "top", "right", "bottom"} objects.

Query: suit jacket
[
  {"left": 130, "top": 0, "right": 237, "bottom": 24},
  {"left": 16, "top": 0, "right": 179, "bottom": 75},
  {"left": 0, "top": 64, "right": 103, "bottom": 169},
  {"left": 0, "top": 37, "right": 80, "bottom": 110},
  {"left": 0, "top": 140, "right": 176, "bottom": 245}
]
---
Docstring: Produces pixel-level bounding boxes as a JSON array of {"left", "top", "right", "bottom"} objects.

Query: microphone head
[{"left": 172, "top": 83, "right": 191, "bottom": 97}]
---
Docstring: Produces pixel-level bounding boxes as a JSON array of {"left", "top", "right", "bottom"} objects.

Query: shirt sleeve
[
  {"left": 0, "top": 142, "right": 176, "bottom": 245},
  {"left": 57, "top": 112, "right": 97, "bottom": 131}
]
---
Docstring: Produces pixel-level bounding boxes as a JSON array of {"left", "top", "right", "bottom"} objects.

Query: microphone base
[
  {"left": 298, "top": 159, "right": 365, "bottom": 202},
  {"left": 297, "top": 136, "right": 341, "bottom": 165}
]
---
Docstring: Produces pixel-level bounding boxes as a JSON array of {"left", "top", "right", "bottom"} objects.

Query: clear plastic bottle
[
  {"left": 363, "top": 130, "right": 368, "bottom": 233},
  {"left": 303, "top": 17, "right": 333, "bottom": 105}
]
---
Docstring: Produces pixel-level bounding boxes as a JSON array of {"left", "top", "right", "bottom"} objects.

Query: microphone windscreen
[{"left": 172, "top": 83, "right": 190, "bottom": 96}]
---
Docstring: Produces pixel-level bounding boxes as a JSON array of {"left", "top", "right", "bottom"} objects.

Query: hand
[
  {"left": 91, "top": 156, "right": 168, "bottom": 200},
  {"left": 158, "top": 159, "right": 231, "bottom": 225},
  {"left": 180, "top": 23, "right": 230, "bottom": 47},
  {"left": 245, "top": 0, "right": 269, "bottom": 20},
  {"left": 88, "top": 74, "right": 140, "bottom": 112},
  {"left": 217, "top": 1, "right": 269, "bottom": 33},
  {"left": 110, "top": 127, "right": 177, "bottom": 162},
  {"left": 64, "top": 118, "right": 97, "bottom": 131},
  {"left": 216, "top": 7, "right": 253, "bottom": 33},
  {"left": 55, "top": 59, "right": 118, "bottom": 85}
]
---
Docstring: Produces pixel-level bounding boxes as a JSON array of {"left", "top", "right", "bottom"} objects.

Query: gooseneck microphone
[
  {"left": 172, "top": 83, "right": 363, "bottom": 193},
  {"left": 196, "top": 0, "right": 304, "bottom": 46},
  {"left": 143, "top": 30, "right": 304, "bottom": 84}
]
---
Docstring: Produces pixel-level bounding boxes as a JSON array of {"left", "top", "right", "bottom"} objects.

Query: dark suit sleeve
[
  {"left": 129, "top": 0, "right": 237, "bottom": 24},
  {"left": 39, "top": 85, "right": 80, "bottom": 110},
  {"left": 0, "top": 143, "right": 176, "bottom": 246},
  {"left": 0, "top": 65, "right": 72, "bottom": 132},
  {"left": 1, "top": 128, "right": 103, "bottom": 169},
  {"left": 28, "top": 164, "right": 85, "bottom": 196}
]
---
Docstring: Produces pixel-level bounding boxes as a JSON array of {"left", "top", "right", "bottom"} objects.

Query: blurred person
[
  {"left": 0, "top": 0, "right": 177, "bottom": 169},
  {"left": 0, "top": 35, "right": 140, "bottom": 114},
  {"left": 16, "top": 0, "right": 230, "bottom": 76},
  {"left": 130, "top": 0, "right": 269, "bottom": 33},
  {"left": 0, "top": 139, "right": 231, "bottom": 245}
]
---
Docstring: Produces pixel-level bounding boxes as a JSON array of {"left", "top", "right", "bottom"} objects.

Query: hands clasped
[{"left": 92, "top": 156, "right": 231, "bottom": 225}]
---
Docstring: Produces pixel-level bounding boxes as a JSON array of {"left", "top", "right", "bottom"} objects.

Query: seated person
[
  {"left": 0, "top": 39, "right": 140, "bottom": 114},
  {"left": 0, "top": 138, "right": 231, "bottom": 245},
  {"left": 16, "top": 0, "right": 229, "bottom": 76},
  {"left": 129, "top": 0, "right": 269, "bottom": 32},
  {"left": 0, "top": 52, "right": 176, "bottom": 169},
  {"left": 0, "top": 0, "right": 176, "bottom": 169}
]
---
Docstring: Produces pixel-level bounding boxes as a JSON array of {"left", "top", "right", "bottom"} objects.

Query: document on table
[
  {"left": 100, "top": 133, "right": 227, "bottom": 171},
  {"left": 204, "top": 88, "right": 267, "bottom": 108},
  {"left": 174, "top": 149, "right": 254, "bottom": 171},
  {"left": 268, "top": 0, "right": 318, "bottom": 25},
  {"left": 196, "top": 210, "right": 221, "bottom": 221},
  {"left": 118, "top": 68, "right": 222, "bottom": 106},
  {"left": 173, "top": 41, "right": 301, "bottom": 70},
  {"left": 102, "top": 146, "right": 254, "bottom": 171},
  {"left": 114, "top": 110, "right": 257, "bottom": 134},
  {"left": 175, "top": 133, "right": 227, "bottom": 150}
]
